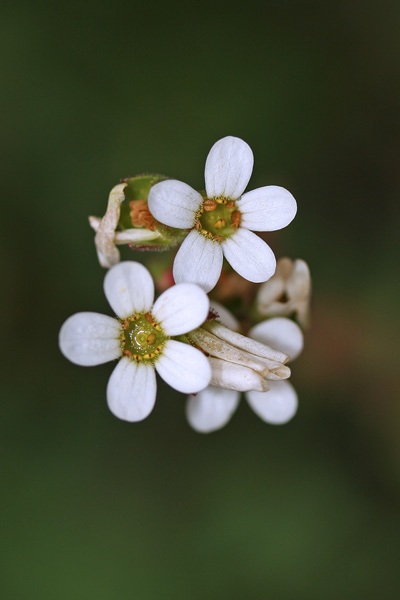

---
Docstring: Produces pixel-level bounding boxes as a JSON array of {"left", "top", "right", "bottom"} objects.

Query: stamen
[
  {"left": 203, "top": 199, "right": 218, "bottom": 211},
  {"left": 129, "top": 199, "right": 157, "bottom": 231},
  {"left": 197, "top": 197, "right": 239, "bottom": 241},
  {"left": 144, "top": 312, "right": 154, "bottom": 323},
  {"left": 230, "top": 210, "right": 241, "bottom": 230}
]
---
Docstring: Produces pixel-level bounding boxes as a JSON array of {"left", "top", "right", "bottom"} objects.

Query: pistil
[
  {"left": 120, "top": 313, "right": 167, "bottom": 362},
  {"left": 196, "top": 197, "right": 241, "bottom": 241}
]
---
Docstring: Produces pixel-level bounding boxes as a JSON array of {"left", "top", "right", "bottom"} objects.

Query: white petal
[
  {"left": 173, "top": 230, "right": 223, "bottom": 293},
  {"left": 287, "top": 259, "right": 312, "bottom": 301},
  {"left": 155, "top": 340, "right": 211, "bottom": 394},
  {"left": 103, "top": 261, "right": 154, "bottom": 318},
  {"left": 249, "top": 318, "right": 304, "bottom": 362},
  {"left": 205, "top": 136, "right": 254, "bottom": 199},
  {"left": 255, "top": 274, "right": 286, "bottom": 310},
  {"left": 106, "top": 357, "right": 157, "bottom": 422},
  {"left": 246, "top": 380, "right": 298, "bottom": 424},
  {"left": 152, "top": 283, "right": 209, "bottom": 336},
  {"left": 93, "top": 183, "right": 127, "bottom": 268},
  {"left": 186, "top": 386, "right": 240, "bottom": 433},
  {"left": 209, "top": 357, "right": 269, "bottom": 392},
  {"left": 148, "top": 180, "right": 202, "bottom": 228},
  {"left": 203, "top": 321, "right": 289, "bottom": 364},
  {"left": 114, "top": 229, "right": 162, "bottom": 244},
  {"left": 238, "top": 185, "right": 297, "bottom": 232},
  {"left": 222, "top": 229, "right": 276, "bottom": 283},
  {"left": 210, "top": 301, "right": 240, "bottom": 331},
  {"left": 59, "top": 312, "right": 122, "bottom": 366}
]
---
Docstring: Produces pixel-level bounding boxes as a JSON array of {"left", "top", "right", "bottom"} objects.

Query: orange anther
[
  {"left": 147, "top": 333, "right": 156, "bottom": 345},
  {"left": 203, "top": 199, "right": 218, "bottom": 212},
  {"left": 230, "top": 210, "right": 241, "bottom": 230},
  {"left": 144, "top": 312, "right": 154, "bottom": 323},
  {"left": 129, "top": 200, "right": 157, "bottom": 231}
]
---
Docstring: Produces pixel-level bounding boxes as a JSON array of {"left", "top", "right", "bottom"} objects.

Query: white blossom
[
  {"left": 148, "top": 136, "right": 297, "bottom": 292},
  {"left": 59, "top": 261, "right": 211, "bottom": 422}
]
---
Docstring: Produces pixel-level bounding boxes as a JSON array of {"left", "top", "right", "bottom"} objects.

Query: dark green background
[{"left": 2, "top": 1, "right": 399, "bottom": 598}]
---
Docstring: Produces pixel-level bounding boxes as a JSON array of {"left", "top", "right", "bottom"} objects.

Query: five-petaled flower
[
  {"left": 186, "top": 316, "right": 303, "bottom": 433},
  {"left": 148, "top": 136, "right": 297, "bottom": 292},
  {"left": 59, "top": 261, "right": 211, "bottom": 422}
]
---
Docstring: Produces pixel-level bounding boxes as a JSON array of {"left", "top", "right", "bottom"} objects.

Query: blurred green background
[{"left": 1, "top": 0, "right": 400, "bottom": 598}]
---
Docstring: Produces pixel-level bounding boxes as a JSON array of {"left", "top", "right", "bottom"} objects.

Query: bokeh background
[{"left": 2, "top": 0, "right": 400, "bottom": 598}]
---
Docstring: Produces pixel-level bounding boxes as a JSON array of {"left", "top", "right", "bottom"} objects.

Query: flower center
[
  {"left": 120, "top": 313, "right": 167, "bottom": 361},
  {"left": 195, "top": 198, "right": 241, "bottom": 241}
]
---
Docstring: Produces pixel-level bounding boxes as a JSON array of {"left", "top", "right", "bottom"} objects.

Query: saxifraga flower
[
  {"left": 59, "top": 261, "right": 211, "bottom": 422},
  {"left": 148, "top": 136, "right": 297, "bottom": 292}
]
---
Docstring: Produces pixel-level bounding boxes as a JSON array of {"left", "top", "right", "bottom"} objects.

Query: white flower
[
  {"left": 59, "top": 261, "right": 211, "bottom": 422},
  {"left": 148, "top": 136, "right": 297, "bottom": 292},
  {"left": 256, "top": 257, "right": 311, "bottom": 329},
  {"left": 186, "top": 317, "right": 303, "bottom": 433}
]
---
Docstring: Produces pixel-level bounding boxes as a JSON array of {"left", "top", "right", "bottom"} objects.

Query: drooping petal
[
  {"left": 222, "top": 229, "right": 276, "bottom": 283},
  {"left": 203, "top": 320, "right": 289, "bottom": 364},
  {"left": 249, "top": 318, "right": 304, "bottom": 362},
  {"left": 148, "top": 180, "right": 203, "bottom": 228},
  {"left": 209, "top": 357, "right": 269, "bottom": 392},
  {"left": 287, "top": 259, "right": 312, "bottom": 301},
  {"left": 103, "top": 261, "right": 154, "bottom": 318},
  {"left": 114, "top": 229, "right": 162, "bottom": 244},
  {"left": 210, "top": 300, "right": 240, "bottom": 331},
  {"left": 155, "top": 340, "right": 211, "bottom": 394},
  {"left": 59, "top": 312, "right": 122, "bottom": 366},
  {"left": 152, "top": 283, "right": 209, "bottom": 336},
  {"left": 173, "top": 230, "right": 223, "bottom": 293},
  {"left": 246, "top": 380, "right": 298, "bottom": 424},
  {"left": 255, "top": 270, "right": 287, "bottom": 311},
  {"left": 186, "top": 386, "right": 240, "bottom": 433},
  {"left": 237, "top": 185, "right": 297, "bottom": 232},
  {"left": 106, "top": 357, "right": 157, "bottom": 422},
  {"left": 205, "top": 136, "right": 254, "bottom": 200},
  {"left": 92, "top": 183, "right": 127, "bottom": 268}
]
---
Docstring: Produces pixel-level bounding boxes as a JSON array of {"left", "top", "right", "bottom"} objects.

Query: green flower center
[
  {"left": 120, "top": 313, "right": 167, "bottom": 361},
  {"left": 196, "top": 198, "right": 241, "bottom": 241}
]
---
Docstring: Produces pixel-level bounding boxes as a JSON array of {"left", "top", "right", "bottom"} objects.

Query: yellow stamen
[{"left": 214, "top": 218, "right": 226, "bottom": 229}]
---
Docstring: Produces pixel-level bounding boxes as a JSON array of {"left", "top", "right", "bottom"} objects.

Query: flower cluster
[{"left": 61, "top": 136, "right": 311, "bottom": 430}]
